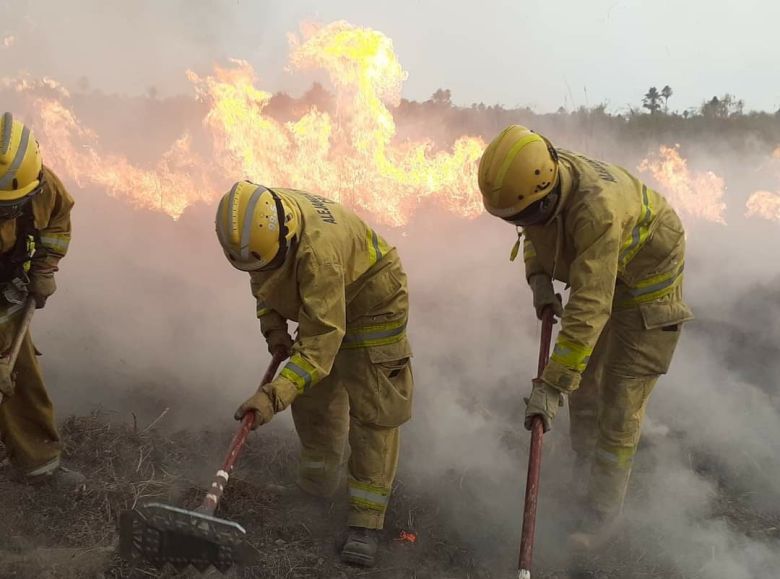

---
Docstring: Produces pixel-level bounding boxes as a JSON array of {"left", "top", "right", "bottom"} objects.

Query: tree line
[{"left": 642, "top": 86, "right": 745, "bottom": 118}]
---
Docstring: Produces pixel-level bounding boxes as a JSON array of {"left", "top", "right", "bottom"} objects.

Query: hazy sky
[{"left": 1, "top": 0, "right": 778, "bottom": 113}]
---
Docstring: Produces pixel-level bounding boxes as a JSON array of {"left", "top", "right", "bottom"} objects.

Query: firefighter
[
  {"left": 216, "top": 181, "right": 414, "bottom": 567},
  {"left": 0, "top": 113, "right": 83, "bottom": 489},
  {"left": 478, "top": 125, "right": 693, "bottom": 549}
]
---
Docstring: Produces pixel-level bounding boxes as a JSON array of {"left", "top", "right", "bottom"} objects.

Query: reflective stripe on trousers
[
  {"left": 595, "top": 445, "right": 636, "bottom": 469},
  {"left": 348, "top": 479, "right": 390, "bottom": 512}
]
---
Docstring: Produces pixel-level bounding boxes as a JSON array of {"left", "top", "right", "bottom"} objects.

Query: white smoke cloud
[{"left": 1, "top": 12, "right": 779, "bottom": 578}]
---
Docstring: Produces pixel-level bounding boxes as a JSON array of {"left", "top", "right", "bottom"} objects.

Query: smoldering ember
[{"left": 0, "top": 4, "right": 779, "bottom": 579}]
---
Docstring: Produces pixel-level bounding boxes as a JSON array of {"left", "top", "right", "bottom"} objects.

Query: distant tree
[
  {"left": 430, "top": 89, "right": 452, "bottom": 106},
  {"left": 661, "top": 85, "right": 673, "bottom": 112},
  {"left": 701, "top": 94, "right": 744, "bottom": 118},
  {"left": 702, "top": 96, "right": 722, "bottom": 118},
  {"left": 642, "top": 87, "right": 662, "bottom": 114},
  {"left": 725, "top": 94, "right": 745, "bottom": 116}
]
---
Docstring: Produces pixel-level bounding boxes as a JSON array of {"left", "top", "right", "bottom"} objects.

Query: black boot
[
  {"left": 568, "top": 508, "right": 621, "bottom": 552},
  {"left": 19, "top": 464, "right": 86, "bottom": 492},
  {"left": 340, "top": 526, "right": 379, "bottom": 567}
]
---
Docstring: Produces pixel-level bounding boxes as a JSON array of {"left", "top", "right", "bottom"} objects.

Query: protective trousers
[
  {"left": 291, "top": 341, "right": 413, "bottom": 529},
  {"left": 568, "top": 290, "right": 686, "bottom": 519},
  {"left": 0, "top": 310, "right": 61, "bottom": 475}
]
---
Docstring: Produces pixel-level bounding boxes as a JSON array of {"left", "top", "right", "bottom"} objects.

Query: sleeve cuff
[{"left": 540, "top": 358, "right": 582, "bottom": 394}]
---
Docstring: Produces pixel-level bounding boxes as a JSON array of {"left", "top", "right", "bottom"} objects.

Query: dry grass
[
  {"left": 0, "top": 411, "right": 777, "bottom": 578},
  {"left": 0, "top": 412, "right": 486, "bottom": 578}
]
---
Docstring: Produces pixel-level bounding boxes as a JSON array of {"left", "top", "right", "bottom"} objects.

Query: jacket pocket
[
  {"left": 624, "top": 300, "right": 693, "bottom": 375},
  {"left": 639, "top": 299, "right": 694, "bottom": 330}
]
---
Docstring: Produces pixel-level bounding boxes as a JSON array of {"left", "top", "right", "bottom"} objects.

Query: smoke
[
  {"left": 390, "top": 163, "right": 780, "bottom": 576},
  {"left": 2, "top": 15, "right": 780, "bottom": 579},
  {"left": 0, "top": 0, "right": 242, "bottom": 97}
]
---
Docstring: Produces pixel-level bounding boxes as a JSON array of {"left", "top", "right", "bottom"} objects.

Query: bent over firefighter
[
  {"left": 215, "top": 182, "right": 414, "bottom": 567},
  {"left": 478, "top": 125, "right": 693, "bottom": 550}
]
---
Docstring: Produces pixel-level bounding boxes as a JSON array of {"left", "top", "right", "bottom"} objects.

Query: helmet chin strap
[{"left": 534, "top": 187, "right": 561, "bottom": 226}]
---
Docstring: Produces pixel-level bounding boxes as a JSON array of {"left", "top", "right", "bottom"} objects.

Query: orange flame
[
  {"left": 746, "top": 190, "right": 780, "bottom": 221},
  {"left": 1, "top": 75, "right": 69, "bottom": 96},
  {"left": 638, "top": 145, "right": 727, "bottom": 224},
  {"left": 34, "top": 98, "right": 211, "bottom": 218},
  {"left": 746, "top": 147, "right": 780, "bottom": 221},
  {"left": 11, "top": 21, "right": 485, "bottom": 225}
]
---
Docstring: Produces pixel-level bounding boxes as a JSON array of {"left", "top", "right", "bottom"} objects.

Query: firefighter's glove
[
  {"left": 234, "top": 389, "right": 275, "bottom": 430},
  {"left": 261, "top": 378, "right": 299, "bottom": 413},
  {"left": 234, "top": 377, "right": 300, "bottom": 430},
  {"left": 266, "top": 329, "right": 293, "bottom": 360},
  {"left": 524, "top": 379, "right": 564, "bottom": 432},
  {"left": 28, "top": 274, "right": 56, "bottom": 310},
  {"left": 528, "top": 274, "right": 563, "bottom": 320}
]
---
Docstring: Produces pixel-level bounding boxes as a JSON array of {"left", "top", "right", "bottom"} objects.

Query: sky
[{"left": 0, "top": 0, "right": 778, "bottom": 113}]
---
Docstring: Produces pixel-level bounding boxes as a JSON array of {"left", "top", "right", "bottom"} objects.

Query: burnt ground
[
  {"left": 0, "top": 412, "right": 777, "bottom": 579},
  {"left": 0, "top": 412, "right": 487, "bottom": 579}
]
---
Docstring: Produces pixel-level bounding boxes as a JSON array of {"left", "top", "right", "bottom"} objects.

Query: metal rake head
[{"left": 119, "top": 502, "right": 253, "bottom": 573}]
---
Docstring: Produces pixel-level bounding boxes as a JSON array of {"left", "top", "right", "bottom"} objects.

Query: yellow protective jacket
[
  {"left": 0, "top": 166, "right": 73, "bottom": 321},
  {"left": 522, "top": 150, "right": 693, "bottom": 393},
  {"left": 249, "top": 189, "right": 410, "bottom": 397}
]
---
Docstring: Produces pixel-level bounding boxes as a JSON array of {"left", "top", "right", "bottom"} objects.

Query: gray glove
[
  {"left": 524, "top": 379, "right": 564, "bottom": 432},
  {"left": 528, "top": 274, "right": 563, "bottom": 320},
  {"left": 29, "top": 274, "right": 56, "bottom": 309},
  {"left": 234, "top": 389, "right": 275, "bottom": 430},
  {"left": 265, "top": 329, "right": 293, "bottom": 359}
]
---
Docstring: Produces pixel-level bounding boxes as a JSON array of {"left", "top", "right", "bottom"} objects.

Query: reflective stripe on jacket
[
  {"left": 522, "top": 150, "right": 690, "bottom": 392},
  {"left": 250, "top": 189, "right": 409, "bottom": 394}
]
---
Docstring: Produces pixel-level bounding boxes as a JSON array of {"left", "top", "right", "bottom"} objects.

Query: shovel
[
  {"left": 0, "top": 299, "right": 36, "bottom": 404},
  {"left": 119, "top": 350, "right": 287, "bottom": 572},
  {"left": 518, "top": 305, "right": 555, "bottom": 579}
]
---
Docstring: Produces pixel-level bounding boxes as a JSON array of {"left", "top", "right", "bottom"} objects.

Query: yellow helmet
[
  {"left": 216, "top": 181, "right": 300, "bottom": 272},
  {"left": 478, "top": 125, "right": 559, "bottom": 222},
  {"left": 0, "top": 113, "right": 43, "bottom": 203}
]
